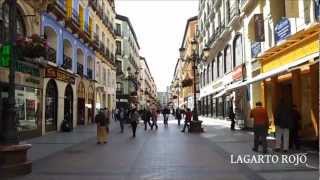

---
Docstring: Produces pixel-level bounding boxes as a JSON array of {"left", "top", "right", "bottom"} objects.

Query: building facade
[
  {"left": 115, "top": 14, "right": 141, "bottom": 109},
  {"left": 0, "top": 0, "right": 45, "bottom": 139},
  {"left": 197, "top": 0, "right": 319, "bottom": 142},
  {"left": 89, "top": 0, "right": 117, "bottom": 113},
  {"left": 0, "top": 0, "right": 118, "bottom": 139}
]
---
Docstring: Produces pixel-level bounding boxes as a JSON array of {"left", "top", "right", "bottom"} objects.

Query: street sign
[
  {"left": 274, "top": 18, "right": 291, "bottom": 43},
  {"left": 0, "top": 44, "right": 11, "bottom": 67}
]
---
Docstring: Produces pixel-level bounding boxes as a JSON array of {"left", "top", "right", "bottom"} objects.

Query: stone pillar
[
  {"left": 310, "top": 63, "right": 319, "bottom": 137},
  {"left": 291, "top": 69, "right": 301, "bottom": 112},
  {"left": 271, "top": 77, "right": 278, "bottom": 117}
]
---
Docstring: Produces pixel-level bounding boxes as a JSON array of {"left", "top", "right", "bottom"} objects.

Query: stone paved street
[{"left": 10, "top": 116, "right": 319, "bottom": 180}]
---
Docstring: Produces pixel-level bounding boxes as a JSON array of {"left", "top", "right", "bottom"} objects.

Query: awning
[{"left": 226, "top": 52, "right": 319, "bottom": 92}]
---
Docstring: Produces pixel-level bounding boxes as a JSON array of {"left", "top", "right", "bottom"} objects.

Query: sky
[{"left": 115, "top": 0, "right": 199, "bottom": 92}]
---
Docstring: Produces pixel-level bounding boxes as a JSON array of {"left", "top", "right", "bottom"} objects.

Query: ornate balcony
[
  {"left": 93, "top": 33, "right": 99, "bottom": 50},
  {"left": 99, "top": 42, "right": 105, "bottom": 54},
  {"left": 47, "top": 46, "right": 56, "bottom": 64},
  {"left": 87, "top": 68, "right": 93, "bottom": 79},
  {"left": 77, "top": 63, "right": 84, "bottom": 76},
  {"left": 65, "top": 8, "right": 80, "bottom": 33},
  {"left": 47, "top": 0, "right": 66, "bottom": 21},
  {"left": 62, "top": 54, "right": 72, "bottom": 70}
]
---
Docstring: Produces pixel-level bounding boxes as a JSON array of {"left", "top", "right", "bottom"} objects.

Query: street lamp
[{"left": 179, "top": 38, "right": 210, "bottom": 132}]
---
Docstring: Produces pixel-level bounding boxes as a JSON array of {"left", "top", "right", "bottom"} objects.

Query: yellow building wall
[{"left": 262, "top": 35, "right": 319, "bottom": 73}]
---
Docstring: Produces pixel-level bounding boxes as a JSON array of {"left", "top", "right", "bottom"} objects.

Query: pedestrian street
[{"left": 11, "top": 115, "right": 318, "bottom": 180}]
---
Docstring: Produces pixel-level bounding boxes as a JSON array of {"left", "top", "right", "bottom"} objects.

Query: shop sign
[
  {"left": 251, "top": 42, "right": 261, "bottom": 58},
  {"left": 274, "top": 18, "right": 291, "bottom": 43},
  {"left": 254, "top": 14, "right": 265, "bottom": 42},
  {"left": 315, "top": 0, "right": 320, "bottom": 21},
  {"left": 0, "top": 44, "right": 11, "bottom": 67},
  {"left": 45, "top": 67, "right": 75, "bottom": 84},
  {"left": 232, "top": 65, "right": 243, "bottom": 81}
]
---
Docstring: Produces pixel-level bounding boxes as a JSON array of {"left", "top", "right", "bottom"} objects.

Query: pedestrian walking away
[
  {"left": 250, "top": 102, "right": 269, "bottom": 153},
  {"left": 150, "top": 108, "right": 158, "bottom": 130},
  {"left": 118, "top": 107, "right": 126, "bottom": 133},
  {"left": 181, "top": 108, "right": 192, "bottom": 133},
  {"left": 229, "top": 106, "right": 235, "bottom": 131},
  {"left": 274, "top": 99, "right": 293, "bottom": 153},
  {"left": 95, "top": 109, "right": 108, "bottom": 144},
  {"left": 162, "top": 106, "right": 170, "bottom": 127},
  {"left": 129, "top": 105, "right": 140, "bottom": 138},
  {"left": 176, "top": 108, "right": 182, "bottom": 126},
  {"left": 141, "top": 108, "right": 152, "bottom": 131}
]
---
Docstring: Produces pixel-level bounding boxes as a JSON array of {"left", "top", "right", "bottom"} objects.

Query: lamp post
[
  {"left": 179, "top": 38, "right": 209, "bottom": 132},
  {"left": 0, "top": 0, "right": 32, "bottom": 177}
]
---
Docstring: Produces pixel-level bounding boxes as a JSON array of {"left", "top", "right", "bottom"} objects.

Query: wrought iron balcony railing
[
  {"left": 47, "top": 46, "right": 56, "bottom": 63},
  {"left": 62, "top": 54, "right": 72, "bottom": 70},
  {"left": 87, "top": 68, "right": 93, "bottom": 79}
]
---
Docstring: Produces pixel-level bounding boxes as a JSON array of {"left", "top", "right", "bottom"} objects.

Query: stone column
[{"left": 310, "top": 63, "right": 319, "bottom": 137}]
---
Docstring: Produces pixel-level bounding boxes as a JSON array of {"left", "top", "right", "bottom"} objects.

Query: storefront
[
  {"left": 87, "top": 85, "right": 95, "bottom": 124},
  {"left": 45, "top": 79, "right": 58, "bottom": 132},
  {"left": 0, "top": 62, "right": 43, "bottom": 139},
  {"left": 77, "top": 81, "right": 85, "bottom": 125},
  {"left": 260, "top": 24, "right": 319, "bottom": 141},
  {"left": 44, "top": 67, "right": 75, "bottom": 132}
]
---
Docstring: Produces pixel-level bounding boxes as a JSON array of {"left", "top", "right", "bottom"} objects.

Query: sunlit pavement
[{"left": 11, "top": 116, "right": 319, "bottom": 180}]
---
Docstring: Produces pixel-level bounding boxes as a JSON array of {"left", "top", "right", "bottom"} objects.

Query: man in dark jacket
[
  {"left": 176, "top": 108, "right": 182, "bottom": 126},
  {"left": 95, "top": 109, "right": 107, "bottom": 144},
  {"left": 229, "top": 106, "right": 236, "bottom": 131},
  {"left": 141, "top": 108, "right": 152, "bottom": 130},
  {"left": 274, "top": 100, "right": 293, "bottom": 152}
]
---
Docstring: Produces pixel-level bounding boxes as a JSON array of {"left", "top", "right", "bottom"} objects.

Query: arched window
[
  {"left": 233, "top": 35, "right": 243, "bottom": 68},
  {"left": 211, "top": 59, "right": 214, "bottom": 81},
  {"left": 207, "top": 64, "right": 210, "bottom": 84},
  {"left": 0, "top": 2, "right": 26, "bottom": 42},
  {"left": 224, "top": 45, "right": 232, "bottom": 73}
]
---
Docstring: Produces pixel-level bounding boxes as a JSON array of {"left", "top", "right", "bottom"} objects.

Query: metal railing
[
  {"left": 62, "top": 54, "right": 72, "bottom": 69},
  {"left": 47, "top": 46, "right": 56, "bottom": 63},
  {"left": 77, "top": 63, "right": 84, "bottom": 75}
]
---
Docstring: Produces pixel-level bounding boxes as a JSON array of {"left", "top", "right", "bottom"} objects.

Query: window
[
  {"left": 203, "top": 69, "right": 206, "bottom": 86},
  {"left": 224, "top": 46, "right": 232, "bottom": 73},
  {"left": 207, "top": 64, "right": 210, "bottom": 84},
  {"left": 102, "top": 68, "right": 106, "bottom": 85},
  {"left": 116, "top": 41, "right": 122, "bottom": 55},
  {"left": 219, "top": 53, "right": 224, "bottom": 76},
  {"left": 216, "top": 54, "right": 220, "bottom": 77},
  {"left": 1, "top": 2, "right": 25, "bottom": 43},
  {"left": 233, "top": 35, "right": 243, "bottom": 68},
  {"left": 211, "top": 60, "right": 214, "bottom": 81},
  {"left": 116, "top": 23, "right": 121, "bottom": 35}
]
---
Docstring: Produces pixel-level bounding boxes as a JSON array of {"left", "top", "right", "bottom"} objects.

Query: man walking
[
  {"left": 250, "top": 102, "right": 269, "bottom": 153},
  {"left": 162, "top": 106, "right": 170, "bottom": 127},
  {"left": 141, "top": 108, "right": 152, "bottom": 130},
  {"left": 151, "top": 108, "right": 158, "bottom": 130},
  {"left": 176, "top": 108, "right": 182, "bottom": 126},
  {"left": 181, "top": 108, "right": 192, "bottom": 133},
  {"left": 229, "top": 106, "right": 236, "bottom": 131},
  {"left": 129, "top": 105, "right": 140, "bottom": 138},
  {"left": 95, "top": 109, "right": 107, "bottom": 144},
  {"left": 274, "top": 99, "right": 293, "bottom": 153},
  {"left": 118, "top": 107, "right": 126, "bottom": 133}
]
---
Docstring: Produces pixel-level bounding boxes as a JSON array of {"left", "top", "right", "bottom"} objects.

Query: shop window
[
  {"left": 1, "top": 85, "right": 40, "bottom": 132},
  {"left": 224, "top": 46, "right": 232, "bottom": 73},
  {"left": 233, "top": 35, "right": 243, "bottom": 68}
]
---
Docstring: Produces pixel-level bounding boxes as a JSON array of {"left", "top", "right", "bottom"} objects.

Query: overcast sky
[{"left": 115, "top": 0, "right": 199, "bottom": 92}]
